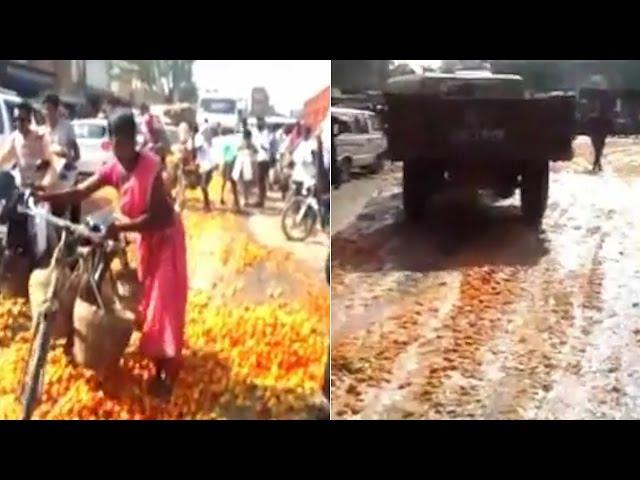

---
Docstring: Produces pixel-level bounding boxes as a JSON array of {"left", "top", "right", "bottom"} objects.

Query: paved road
[
  {"left": 331, "top": 136, "right": 640, "bottom": 419},
  {"left": 331, "top": 165, "right": 399, "bottom": 236}
]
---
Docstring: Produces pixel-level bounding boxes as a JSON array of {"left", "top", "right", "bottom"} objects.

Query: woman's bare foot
[{"left": 149, "top": 376, "right": 173, "bottom": 402}]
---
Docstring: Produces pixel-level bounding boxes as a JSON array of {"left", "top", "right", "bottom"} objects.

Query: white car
[
  {"left": 72, "top": 118, "right": 112, "bottom": 178},
  {"left": 0, "top": 88, "right": 23, "bottom": 148},
  {"left": 332, "top": 107, "right": 387, "bottom": 182},
  {"left": 72, "top": 118, "right": 146, "bottom": 178}
]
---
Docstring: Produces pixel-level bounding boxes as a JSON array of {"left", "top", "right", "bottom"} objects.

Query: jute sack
[
  {"left": 72, "top": 256, "right": 134, "bottom": 374},
  {"left": 27, "top": 235, "right": 80, "bottom": 339},
  {"left": 28, "top": 263, "right": 78, "bottom": 339},
  {"left": 110, "top": 251, "right": 142, "bottom": 315}
]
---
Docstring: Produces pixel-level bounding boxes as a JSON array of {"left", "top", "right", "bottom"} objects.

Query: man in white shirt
[
  {"left": 291, "top": 126, "right": 317, "bottom": 194},
  {"left": 252, "top": 116, "right": 271, "bottom": 208},
  {"left": 0, "top": 102, "right": 54, "bottom": 266},
  {"left": 196, "top": 125, "right": 221, "bottom": 212},
  {"left": 0, "top": 102, "right": 53, "bottom": 187}
]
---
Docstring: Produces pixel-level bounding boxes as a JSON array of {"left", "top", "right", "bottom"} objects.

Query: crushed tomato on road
[
  {"left": 331, "top": 137, "right": 640, "bottom": 420},
  {"left": 0, "top": 174, "right": 329, "bottom": 420}
]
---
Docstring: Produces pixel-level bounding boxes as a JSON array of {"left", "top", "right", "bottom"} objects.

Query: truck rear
[{"left": 382, "top": 71, "right": 576, "bottom": 226}]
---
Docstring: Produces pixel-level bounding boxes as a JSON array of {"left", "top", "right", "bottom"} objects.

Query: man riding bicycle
[
  {"left": 0, "top": 102, "right": 53, "bottom": 188},
  {"left": 0, "top": 102, "right": 56, "bottom": 267}
]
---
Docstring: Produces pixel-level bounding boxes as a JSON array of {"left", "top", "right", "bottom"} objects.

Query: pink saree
[{"left": 99, "top": 151, "right": 188, "bottom": 371}]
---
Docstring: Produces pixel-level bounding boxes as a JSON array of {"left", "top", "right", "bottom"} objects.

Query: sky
[{"left": 193, "top": 60, "right": 330, "bottom": 115}]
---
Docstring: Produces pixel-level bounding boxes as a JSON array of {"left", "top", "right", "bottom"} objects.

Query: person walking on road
[
  {"left": 586, "top": 104, "right": 613, "bottom": 173},
  {"left": 232, "top": 128, "right": 258, "bottom": 208},
  {"left": 140, "top": 103, "right": 170, "bottom": 165},
  {"left": 195, "top": 124, "right": 220, "bottom": 212},
  {"left": 37, "top": 109, "right": 188, "bottom": 401},
  {"left": 252, "top": 116, "right": 271, "bottom": 208},
  {"left": 220, "top": 134, "right": 241, "bottom": 211}
]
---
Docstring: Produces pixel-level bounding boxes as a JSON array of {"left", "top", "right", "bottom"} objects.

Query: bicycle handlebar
[{"left": 16, "top": 190, "right": 121, "bottom": 251}]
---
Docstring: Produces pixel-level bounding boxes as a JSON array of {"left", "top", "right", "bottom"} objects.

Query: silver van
[{"left": 332, "top": 107, "right": 387, "bottom": 182}]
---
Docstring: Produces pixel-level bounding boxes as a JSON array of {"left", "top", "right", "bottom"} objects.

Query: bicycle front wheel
[
  {"left": 281, "top": 197, "right": 317, "bottom": 242},
  {"left": 21, "top": 314, "right": 53, "bottom": 420}
]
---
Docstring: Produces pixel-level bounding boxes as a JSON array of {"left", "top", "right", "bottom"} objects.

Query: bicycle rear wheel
[{"left": 21, "top": 313, "right": 53, "bottom": 420}]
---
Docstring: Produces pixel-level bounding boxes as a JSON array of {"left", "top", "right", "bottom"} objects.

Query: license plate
[{"left": 450, "top": 128, "right": 506, "bottom": 144}]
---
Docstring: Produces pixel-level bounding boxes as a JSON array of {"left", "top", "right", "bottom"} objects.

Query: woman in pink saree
[{"left": 39, "top": 109, "right": 188, "bottom": 399}]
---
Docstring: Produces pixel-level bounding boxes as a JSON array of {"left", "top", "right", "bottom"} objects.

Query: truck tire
[
  {"left": 368, "top": 154, "right": 384, "bottom": 174},
  {"left": 403, "top": 160, "right": 428, "bottom": 222},
  {"left": 520, "top": 161, "right": 549, "bottom": 227},
  {"left": 341, "top": 158, "right": 352, "bottom": 183}
]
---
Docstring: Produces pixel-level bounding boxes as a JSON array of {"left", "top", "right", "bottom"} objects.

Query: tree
[
  {"left": 332, "top": 60, "right": 392, "bottom": 93},
  {"left": 128, "top": 60, "right": 196, "bottom": 102},
  {"left": 388, "top": 62, "right": 416, "bottom": 78},
  {"left": 176, "top": 81, "right": 198, "bottom": 103}
]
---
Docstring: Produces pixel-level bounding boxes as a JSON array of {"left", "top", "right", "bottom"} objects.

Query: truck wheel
[
  {"left": 403, "top": 160, "right": 427, "bottom": 222},
  {"left": 341, "top": 158, "right": 352, "bottom": 183},
  {"left": 521, "top": 161, "right": 549, "bottom": 227},
  {"left": 368, "top": 154, "right": 384, "bottom": 174}
]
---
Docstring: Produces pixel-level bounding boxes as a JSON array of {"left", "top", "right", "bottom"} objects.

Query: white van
[
  {"left": 197, "top": 95, "right": 241, "bottom": 132},
  {"left": 332, "top": 107, "right": 387, "bottom": 182}
]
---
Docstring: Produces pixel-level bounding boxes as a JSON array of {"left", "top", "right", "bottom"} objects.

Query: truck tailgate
[{"left": 383, "top": 95, "right": 576, "bottom": 161}]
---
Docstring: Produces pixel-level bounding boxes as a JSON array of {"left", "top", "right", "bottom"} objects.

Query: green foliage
[
  {"left": 124, "top": 60, "right": 196, "bottom": 101},
  {"left": 332, "top": 60, "right": 392, "bottom": 92},
  {"left": 491, "top": 60, "right": 640, "bottom": 92},
  {"left": 388, "top": 63, "right": 416, "bottom": 78}
]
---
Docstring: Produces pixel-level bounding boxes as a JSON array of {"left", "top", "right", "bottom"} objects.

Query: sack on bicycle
[
  {"left": 111, "top": 245, "right": 142, "bottom": 316},
  {"left": 72, "top": 254, "right": 134, "bottom": 374},
  {"left": 28, "top": 258, "right": 81, "bottom": 340}
]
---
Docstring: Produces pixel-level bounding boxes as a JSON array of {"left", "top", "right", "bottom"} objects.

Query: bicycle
[
  {"left": 0, "top": 172, "right": 54, "bottom": 296},
  {"left": 16, "top": 192, "right": 120, "bottom": 420},
  {"left": 281, "top": 180, "right": 329, "bottom": 242}
]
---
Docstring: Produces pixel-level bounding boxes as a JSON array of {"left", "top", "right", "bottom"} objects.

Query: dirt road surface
[{"left": 331, "top": 136, "right": 640, "bottom": 420}]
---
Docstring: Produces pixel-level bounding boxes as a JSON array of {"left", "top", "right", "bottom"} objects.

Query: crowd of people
[{"left": 164, "top": 114, "right": 331, "bottom": 218}]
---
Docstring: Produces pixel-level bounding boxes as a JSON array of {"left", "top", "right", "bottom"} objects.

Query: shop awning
[{"left": 1, "top": 63, "right": 56, "bottom": 99}]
